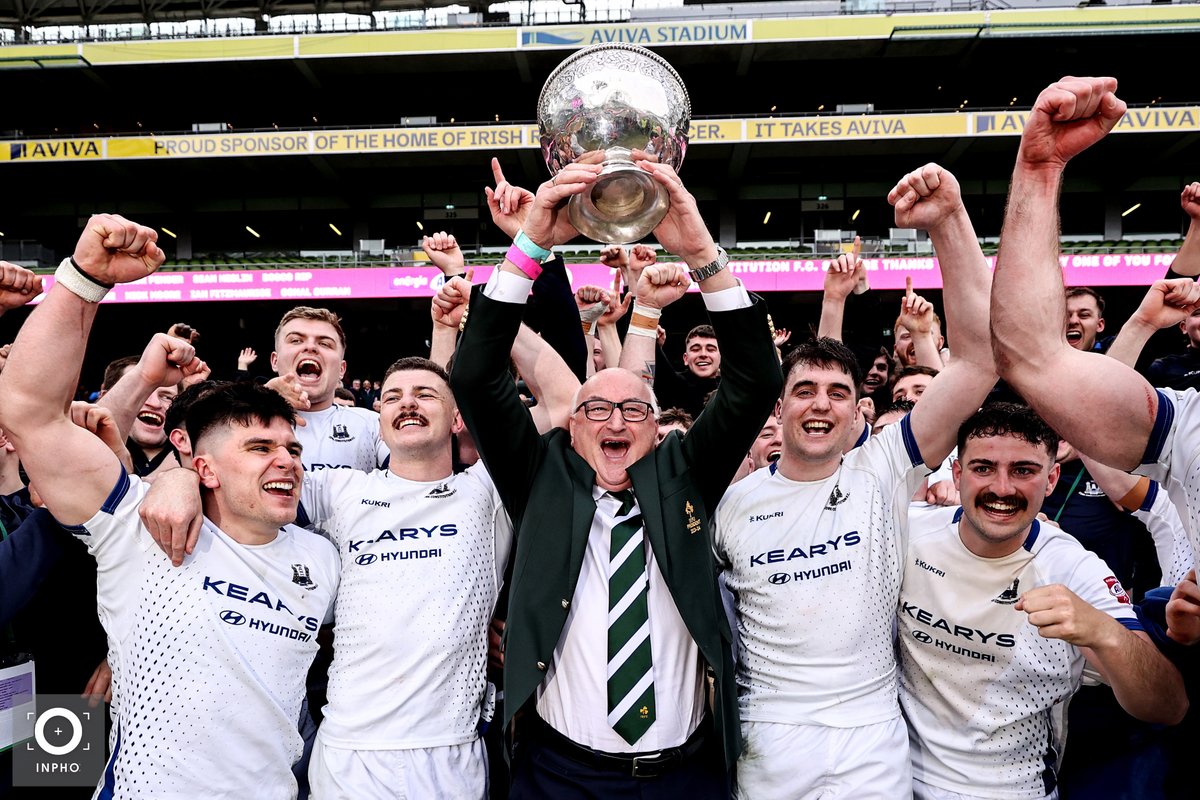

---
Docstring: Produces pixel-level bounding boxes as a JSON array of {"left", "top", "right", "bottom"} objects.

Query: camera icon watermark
[{"left": 13, "top": 694, "right": 106, "bottom": 788}]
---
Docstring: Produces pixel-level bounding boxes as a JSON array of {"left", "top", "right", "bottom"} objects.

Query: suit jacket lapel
[{"left": 565, "top": 449, "right": 597, "bottom": 592}]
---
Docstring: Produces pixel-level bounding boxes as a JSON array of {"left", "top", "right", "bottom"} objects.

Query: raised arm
[
  {"left": 515, "top": 323, "right": 582, "bottom": 433},
  {"left": 1106, "top": 278, "right": 1200, "bottom": 369},
  {"left": 424, "top": 231, "right": 467, "bottom": 368},
  {"left": 631, "top": 160, "right": 782, "bottom": 508},
  {"left": 449, "top": 159, "right": 600, "bottom": 520},
  {"left": 896, "top": 281, "right": 946, "bottom": 369},
  {"left": 0, "top": 263, "right": 43, "bottom": 320},
  {"left": 594, "top": 272, "right": 631, "bottom": 371},
  {"left": 817, "top": 244, "right": 864, "bottom": 341},
  {"left": 1168, "top": 183, "right": 1200, "bottom": 278},
  {"left": 617, "top": 263, "right": 690, "bottom": 385},
  {"left": 888, "top": 164, "right": 996, "bottom": 466},
  {"left": 0, "top": 216, "right": 168, "bottom": 524},
  {"left": 97, "top": 332, "right": 202, "bottom": 441},
  {"left": 989, "top": 77, "right": 1155, "bottom": 470}
]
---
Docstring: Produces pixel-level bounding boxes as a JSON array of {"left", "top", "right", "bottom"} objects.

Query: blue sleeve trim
[
  {"left": 852, "top": 421, "right": 870, "bottom": 450},
  {"left": 1141, "top": 390, "right": 1174, "bottom": 465},
  {"left": 97, "top": 720, "right": 120, "bottom": 800},
  {"left": 899, "top": 415, "right": 924, "bottom": 468},
  {"left": 1139, "top": 481, "right": 1159, "bottom": 513},
  {"left": 296, "top": 501, "right": 311, "bottom": 530},
  {"left": 1022, "top": 519, "right": 1041, "bottom": 552},
  {"left": 1117, "top": 616, "right": 1145, "bottom": 633},
  {"left": 100, "top": 467, "right": 131, "bottom": 515}
]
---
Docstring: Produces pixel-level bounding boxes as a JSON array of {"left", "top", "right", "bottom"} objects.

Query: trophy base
[{"left": 568, "top": 161, "right": 669, "bottom": 245}]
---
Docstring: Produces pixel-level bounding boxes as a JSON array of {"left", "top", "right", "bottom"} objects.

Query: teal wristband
[{"left": 514, "top": 230, "right": 552, "bottom": 261}]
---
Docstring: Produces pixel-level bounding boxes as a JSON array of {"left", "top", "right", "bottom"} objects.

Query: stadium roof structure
[{"left": 0, "top": 0, "right": 476, "bottom": 28}]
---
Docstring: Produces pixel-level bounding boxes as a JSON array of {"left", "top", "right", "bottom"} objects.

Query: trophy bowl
[{"left": 538, "top": 43, "right": 691, "bottom": 245}]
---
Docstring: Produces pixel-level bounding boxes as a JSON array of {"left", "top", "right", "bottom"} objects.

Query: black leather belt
[{"left": 529, "top": 714, "right": 709, "bottom": 779}]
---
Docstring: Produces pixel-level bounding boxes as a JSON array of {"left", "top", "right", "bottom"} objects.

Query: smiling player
[
  {"left": 0, "top": 216, "right": 339, "bottom": 799},
  {"left": 270, "top": 307, "right": 388, "bottom": 474},
  {"left": 712, "top": 163, "right": 997, "bottom": 798},
  {"left": 898, "top": 403, "right": 1185, "bottom": 799}
]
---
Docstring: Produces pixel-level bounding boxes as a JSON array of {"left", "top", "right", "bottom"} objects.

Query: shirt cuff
[
  {"left": 701, "top": 279, "right": 751, "bottom": 312},
  {"left": 482, "top": 269, "right": 534, "bottom": 304}
]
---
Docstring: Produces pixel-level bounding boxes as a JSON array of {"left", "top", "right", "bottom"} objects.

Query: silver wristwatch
[{"left": 688, "top": 246, "right": 729, "bottom": 283}]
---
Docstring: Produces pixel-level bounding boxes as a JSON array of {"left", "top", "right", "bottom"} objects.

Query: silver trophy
[{"left": 537, "top": 43, "right": 691, "bottom": 245}]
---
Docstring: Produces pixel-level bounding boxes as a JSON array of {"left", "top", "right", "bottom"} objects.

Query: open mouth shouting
[
  {"left": 767, "top": 449, "right": 782, "bottom": 463},
  {"left": 136, "top": 410, "right": 165, "bottom": 429},
  {"left": 600, "top": 437, "right": 631, "bottom": 461},
  {"left": 1065, "top": 328, "right": 1083, "bottom": 347},
  {"left": 295, "top": 358, "right": 324, "bottom": 383}
]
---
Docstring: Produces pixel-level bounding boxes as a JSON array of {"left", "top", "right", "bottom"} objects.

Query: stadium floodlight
[
  {"left": 1121, "top": 204, "right": 1141, "bottom": 218},
  {"left": 329, "top": 223, "right": 342, "bottom": 236},
  {"left": 161, "top": 228, "right": 176, "bottom": 239},
  {"left": 246, "top": 226, "right": 261, "bottom": 238}
]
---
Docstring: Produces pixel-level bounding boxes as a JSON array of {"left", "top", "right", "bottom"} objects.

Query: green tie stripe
[
  {"left": 607, "top": 627, "right": 653, "bottom": 703},
  {"left": 607, "top": 490, "right": 655, "bottom": 745},
  {"left": 611, "top": 682, "right": 657, "bottom": 742},
  {"left": 608, "top": 521, "right": 646, "bottom": 609}
]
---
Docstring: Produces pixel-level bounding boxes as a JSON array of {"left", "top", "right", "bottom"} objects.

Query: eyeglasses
[{"left": 574, "top": 399, "right": 653, "bottom": 423}]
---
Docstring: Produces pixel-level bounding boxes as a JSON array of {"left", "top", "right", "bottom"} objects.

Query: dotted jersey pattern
[
  {"left": 712, "top": 421, "right": 926, "bottom": 729},
  {"left": 898, "top": 514, "right": 1141, "bottom": 798},
  {"left": 301, "top": 463, "right": 512, "bottom": 749},
  {"left": 77, "top": 473, "right": 339, "bottom": 800}
]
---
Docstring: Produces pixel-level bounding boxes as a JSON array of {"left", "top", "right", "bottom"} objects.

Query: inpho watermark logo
[{"left": 14, "top": 694, "right": 106, "bottom": 787}]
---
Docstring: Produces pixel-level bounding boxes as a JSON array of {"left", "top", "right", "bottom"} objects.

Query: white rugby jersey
[
  {"left": 1137, "top": 387, "right": 1200, "bottom": 574},
  {"left": 1133, "top": 481, "right": 1195, "bottom": 586},
  {"left": 898, "top": 510, "right": 1141, "bottom": 799},
  {"left": 300, "top": 463, "right": 512, "bottom": 749},
  {"left": 74, "top": 470, "right": 339, "bottom": 800},
  {"left": 712, "top": 417, "right": 928, "bottom": 727},
  {"left": 296, "top": 404, "right": 388, "bottom": 474}
]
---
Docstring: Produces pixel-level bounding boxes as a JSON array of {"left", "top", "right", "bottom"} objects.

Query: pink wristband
[{"left": 505, "top": 243, "right": 543, "bottom": 280}]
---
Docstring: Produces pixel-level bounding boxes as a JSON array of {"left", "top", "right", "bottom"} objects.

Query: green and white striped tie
[{"left": 606, "top": 489, "right": 656, "bottom": 745}]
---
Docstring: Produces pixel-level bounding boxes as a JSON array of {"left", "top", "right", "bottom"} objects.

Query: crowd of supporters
[{"left": 1, "top": 76, "right": 1198, "bottom": 800}]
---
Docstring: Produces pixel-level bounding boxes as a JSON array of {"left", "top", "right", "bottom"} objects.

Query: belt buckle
[{"left": 630, "top": 752, "right": 667, "bottom": 779}]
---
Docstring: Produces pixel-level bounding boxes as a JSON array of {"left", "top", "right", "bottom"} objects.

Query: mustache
[
  {"left": 392, "top": 412, "right": 428, "bottom": 428},
  {"left": 976, "top": 492, "right": 1027, "bottom": 512}
]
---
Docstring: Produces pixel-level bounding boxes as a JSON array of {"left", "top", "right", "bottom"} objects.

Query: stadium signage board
[
  {"left": 3, "top": 108, "right": 1197, "bottom": 164},
  {"left": 24, "top": 253, "right": 1177, "bottom": 305}
]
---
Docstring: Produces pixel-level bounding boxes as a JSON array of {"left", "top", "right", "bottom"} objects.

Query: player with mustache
[{"left": 897, "top": 403, "right": 1185, "bottom": 799}]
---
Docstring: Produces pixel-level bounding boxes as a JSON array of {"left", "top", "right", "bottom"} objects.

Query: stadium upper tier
[{"left": 0, "top": 0, "right": 471, "bottom": 29}]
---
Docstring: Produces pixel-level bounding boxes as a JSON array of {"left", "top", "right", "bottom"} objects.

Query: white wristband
[
  {"left": 579, "top": 301, "right": 607, "bottom": 326},
  {"left": 53, "top": 257, "right": 112, "bottom": 303}
]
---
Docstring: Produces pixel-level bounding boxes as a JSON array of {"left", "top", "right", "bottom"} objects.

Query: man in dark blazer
[{"left": 449, "top": 158, "right": 782, "bottom": 798}]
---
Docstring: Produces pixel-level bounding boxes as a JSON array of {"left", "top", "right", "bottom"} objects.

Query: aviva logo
[
  {"left": 8, "top": 140, "right": 102, "bottom": 161},
  {"left": 977, "top": 107, "right": 1200, "bottom": 135},
  {"left": 521, "top": 30, "right": 584, "bottom": 47}
]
